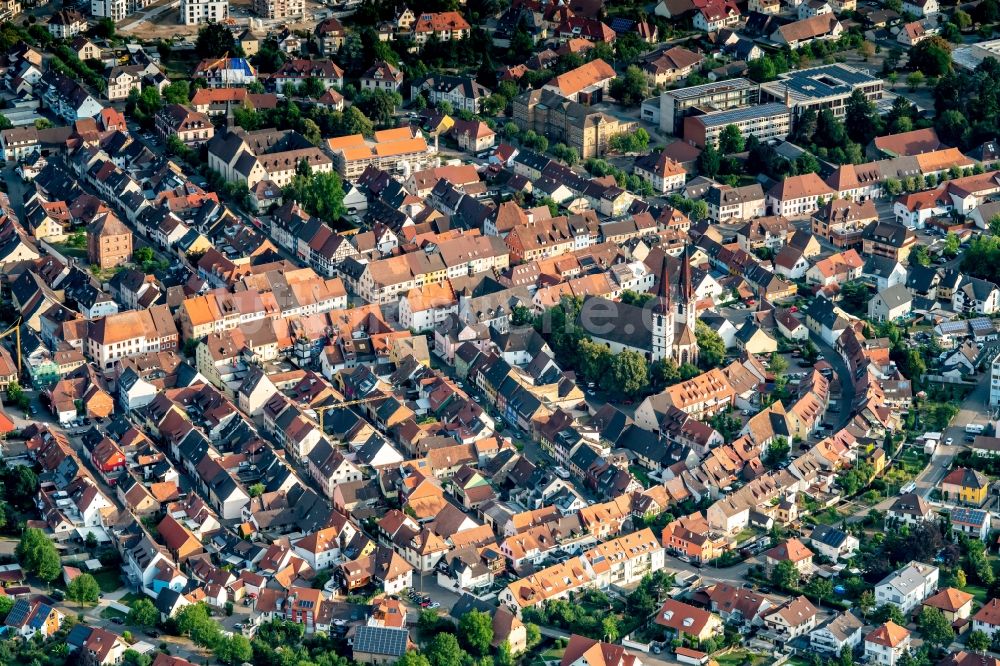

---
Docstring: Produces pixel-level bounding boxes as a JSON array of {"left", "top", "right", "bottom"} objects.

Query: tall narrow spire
[
  {"left": 654, "top": 254, "right": 671, "bottom": 314},
  {"left": 680, "top": 244, "right": 694, "bottom": 303}
]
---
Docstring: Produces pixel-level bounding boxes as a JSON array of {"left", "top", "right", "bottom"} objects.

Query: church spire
[
  {"left": 680, "top": 244, "right": 694, "bottom": 303},
  {"left": 654, "top": 253, "right": 671, "bottom": 314}
]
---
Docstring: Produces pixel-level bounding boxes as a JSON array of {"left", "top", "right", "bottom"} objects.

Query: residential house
[
  {"left": 864, "top": 622, "right": 911, "bottom": 666},
  {"left": 874, "top": 561, "right": 939, "bottom": 614}
]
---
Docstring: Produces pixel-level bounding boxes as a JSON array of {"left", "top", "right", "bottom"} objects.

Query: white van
[{"left": 966, "top": 424, "right": 985, "bottom": 435}]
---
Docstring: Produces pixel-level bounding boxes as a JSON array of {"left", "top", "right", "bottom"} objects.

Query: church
[{"left": 581, "top": 251, "right": 699, "bottom": 364}]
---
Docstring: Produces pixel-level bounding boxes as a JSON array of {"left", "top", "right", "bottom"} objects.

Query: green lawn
[
  {"left": 962, "top": 584, "right": 989, "bottom": 604},
  {"left": 714, "top": 650, "right": 770, "bottom": 666},
  {"left": 49, "top": 242, "right": 87, "bottom": 260},
  {"left": 119, "top": 592, "right": 145, "bottom": 606},
  {"left": 540, "top": 647, "right": 565, "bottom": 662},
  {"left": 99, "top": 606, "right": 127, "bottom": 621},
  {"left": 92, "top": 569, "right": 124, "bottom": 593}
]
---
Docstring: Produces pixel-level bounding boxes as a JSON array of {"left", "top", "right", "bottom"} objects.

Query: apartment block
[
  {"left": 179, "top": 0, "right": 228, "bottom": 24},
  {"left": 658, "top": 78, "right": 759, "bottom": 135},
  {"left": 683, "top": 102, "right": 792, "bottom": 148},
  {"left": 253, "top": 0, "right": 302, "bottom": 19}
]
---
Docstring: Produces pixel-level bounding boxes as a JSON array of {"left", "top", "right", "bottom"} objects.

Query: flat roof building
[
  {"left": 759, "top": 64, "right": 883, "bottom": 118},
  {"left": 682, "top": 102, "right": 793, "bottom": 148},
  {"left": 658, "top": 78, "right": 759, "bottom": 135}
]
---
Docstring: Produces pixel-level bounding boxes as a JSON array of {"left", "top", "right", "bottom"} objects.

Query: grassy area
[
  {"left": 119, "top": 592, "right": 145, "bottom": 606},
  {"left": 539, "top": 647, "right": 565, "bottom": 663},
  {"left": 962, "top": 584, "right": 989, "bottom": 604},
  {"left": 629, "top": 465, "right": 653, "bottom": 488},
  {"left": 99, "top": 606, "right": 127, "bottom": 621},
  {"left": 714, "top": 650, "right": 770, "bottom": 666},
  {"left": 49, "top": 242, "right": 87, "bottom": 259},
  {"left": 92, "top": 569, "right": 124, "bottom": 593}
]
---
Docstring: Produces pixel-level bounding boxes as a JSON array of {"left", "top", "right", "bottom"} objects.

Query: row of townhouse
[{"left": 498, "top": 528, "right": 664, "bottom": 616}]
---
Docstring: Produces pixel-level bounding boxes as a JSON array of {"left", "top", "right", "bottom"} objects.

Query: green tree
[
  {"left": 609, "top": 65, "right": 648, "bottom": 106},
  {"left": 248, "top": 483, "right": 265, "bottom": 498},
  {"left": 698, "top": 143, "right": 721, "bottom": 178},
  {"left": 907, "top": 70, "right": 926, "bottom": 90},
  {"left": 195, "top": 23, "right": 236, "bottom": 59},
  {"left": 284, "top": 171, "right": 347, "bottom": 223},
  {"left": 604, "top": 350, "right": 649, "bottom": 398},
  {"left": 426, "top": 632, "right": 465, "bottom": 666},
  {"left": 552, "top": 143, "right": 579, "bottom": 166},
  {"left": 602, "top": 615, "right": 619, "bottom": 642},
  {"left": 0, "top": 595, "right": 11, "bottom": 620},
  {"left": 805, "top": 576, "right": 833, "bottom": 608},
  {"left": 355, "top": 89, "right": 403, "bottom": 127},
  {"left": 127, "top": 598, "right": 158, "bottom": 627},
  {"left": 771, "top": 559, "right": 799, "bottom": 589},
  {"left": 954, "top": 9, "right": 972, "bottom": 29},
  {"left": 859, "top": 590, "right": 876, "bottom": 619},
  {"left": 162, "top": 80, "right": 190, "bottom": 105},
  {"left": 134, "top": 246, "right": 154, "bottom": 265},
  {"left": 967, "top": 629, "right": 991, "bottom": 652},
  {"left": 769, "top": 352, "right": 788, "bottom": 378},
  {"left": 526, "top": 623, "right": 541, "bottom": 649},
  {"left": 690, "top": 200, "right": 709, "bottom": 222},
  {"left": 651, "top": 358, "right": 680, "bottom": 388},
  {"left": 917, "top": 605, "right": 955, "bottom": 647},
  {"left": 910, "top": 244, "right": 932, "bottom": 267},
  {"left": 341, "top": 106, "right": 375, "bottom": 137},
  {"left": 399, "top": 654, "right": 433, "bottom": 666},
  {"left": 910, "top": 36, "right": 953, "bottom": 76},
  {"left": 718, "top": 124, "right": 745, "bottom": 154},
  {"left": 943, "top": 232, "right": 960, "bottom": 257},
  {"left": 845, "top": 88, "right": 883, "bottom": 145},
  {"left": 609, "top": 129, "right": 650, "bottom": 154},
  {"left": 17, "top": 527, "right": 61, "bottom": 582},
  {"left": 873, "top": 603, "right": 906, "bottom": 625},
  {"left": 215, "top": 635, "right": 252, "bottom": 664},
  {"left": 497, "top": 641, "right": 513, "bottom": 666},
  {"left": 66, "top": 573, "right": 100, "bottom": 604},
  {"left": 763, "top": 437, "right": 791, "bottom": 469},
  {"left": 123, "top": 650, "right": 152, "bottom": 666},
  {"left": 458, "top": 609, "right": 494, "bottom": 656}
]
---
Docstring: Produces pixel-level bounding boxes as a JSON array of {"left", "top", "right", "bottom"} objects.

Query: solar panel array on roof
[
  {"left": 608, "top": 17, "right": 635, "bottom": 32},
  {"left": 696, "top": 102, "right": 791, "bottom": 128},
  {"left": 936, "top": 320, "right": 969, "bottom": 335},
  {"left": 5, "top": 600, "right": 29, "bottom": 627},
  {"left": 971, "top": 318, "right": 995, "bottom": 333},
  {"left": 353, "top": 626, "right": 409, "bottom": 656},
  {"left": 951, "top": 507, "right": 988, "bottom": 525}
]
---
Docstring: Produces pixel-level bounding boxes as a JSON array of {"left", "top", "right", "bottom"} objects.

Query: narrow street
[{"left": 808, "top": 331, "right": 856, "bottom": 431}]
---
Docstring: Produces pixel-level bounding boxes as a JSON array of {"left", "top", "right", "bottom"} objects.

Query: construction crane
[
  {"left": 310, "top": 395, "right": 385, "bottom": 431},
  {"left": 0, "top": 318, "right": 21, "bottom": 376}
]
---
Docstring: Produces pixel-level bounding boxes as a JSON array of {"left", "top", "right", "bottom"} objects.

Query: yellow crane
[
  {"left": 311, "top": 395, "right": 385, "bottom": 431},
  {"left": 0, "top": 318, "right": 21, "bottom": 376}
]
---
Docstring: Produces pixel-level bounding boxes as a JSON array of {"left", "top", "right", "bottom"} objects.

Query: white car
[
  {"left": 945, "top": 437, "right": 953, "bottom": 445},
  {"left": 553, "top": 466, "right": 570, "bottom": 479}
]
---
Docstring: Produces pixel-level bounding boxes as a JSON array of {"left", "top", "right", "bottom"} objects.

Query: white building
[
  {"left": 179, "top": 0, "right": 228, "bottom": 24},
  {"left": 91, "top": 0, "right": 151, "bottom": 21},
  {"left": 864, "top": 622, "right": 911, "bottom": 666},
  {"left": 810, "top": 611, "right": 864, "bottom": 655},
  {"left": 874, "top": 561, "right": 939, "bottom": 614}
]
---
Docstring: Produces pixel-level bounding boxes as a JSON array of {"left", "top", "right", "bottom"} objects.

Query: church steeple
[
  {"left": 679, "top": 244, "right": 694, "bottom": 304},
  {"left": 654, "top": 254, "right": 671, "bottom": 314}
]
